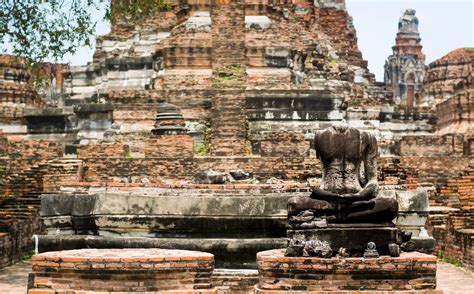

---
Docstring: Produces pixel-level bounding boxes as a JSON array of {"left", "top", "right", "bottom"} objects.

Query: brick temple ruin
[{"left": 0, "top": 0, "right": 472, "bottom": 292}]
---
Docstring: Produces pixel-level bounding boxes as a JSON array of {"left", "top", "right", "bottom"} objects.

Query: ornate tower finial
[{"left": 384, "top": 9, "right": 426, "bottom": 117}]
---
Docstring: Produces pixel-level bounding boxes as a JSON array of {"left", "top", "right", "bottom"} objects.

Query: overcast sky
[{"left": 61, "top": 0, "right": 473, "bottom": 82}]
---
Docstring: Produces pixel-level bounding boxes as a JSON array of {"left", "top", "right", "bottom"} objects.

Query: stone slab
[{"left": 36, "top": 235, "right": 287, "bottom": 269}]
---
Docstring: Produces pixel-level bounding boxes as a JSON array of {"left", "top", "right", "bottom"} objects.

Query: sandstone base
[
  {"left": 287, "top": 223, "right": 401, "bottom": 253},
  {"left": 28, "top": 248, "right": 216, "bottom": 293},
  {"left": 256, "top": 249, "right": 442, "bottom": 293}
]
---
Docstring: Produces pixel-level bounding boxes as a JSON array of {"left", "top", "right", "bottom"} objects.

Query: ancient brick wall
[
  {"left": 316, "top": 5, "right": 366, "bottom": 68},
  {"left": 397, "top": 134, "right": 465, "bottom": 156},
  {"left": 77, "top": 143, "right": 129, "bottom": 159},
  {"left": 29, "top": 249, "right": 215, "bottom": 293},
  {"left": 107, "top": 89, "right": 212, "bottom": 122},
  {"left": 0, "top": 55, "right": 40, "bottom": 108},
  {"left": 210, "top": 0, "right": 248, "bottom": 156},
  {"left": 81, "top": 157, "right": 321, "bottom": 182},
  {"left": 0, "top": 140, "right": 81, "bottom": 269},
  {"left": 259, "top": 131, "right": 310, "bottom": 157},
  {"left": 0, "top": 211, "right": 43, "bottom": 269},
  {"left": 422, "top": 48, "right": 473, "bottom": 134},
  {"left": 399, "top": 156, "right": 471, "bottom": 189},
  {"left": 378, "top": 157, "right": 419, "bottom": 191},
  {"left": 425, "top": 163, "right": 473, "bottom": 270},
  {"left": 257, "top": 249, "right": 438, "bottom": 292},
  {"left": 144, "top": 135, "right": 194, "bottom": 158}
]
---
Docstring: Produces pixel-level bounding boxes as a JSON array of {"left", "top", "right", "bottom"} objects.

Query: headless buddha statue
[{"left": 288, "top": 124, "right": 398, "bottom": 225}]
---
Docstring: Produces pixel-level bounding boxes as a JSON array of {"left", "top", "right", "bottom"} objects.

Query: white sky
[
  {"left": 61, "top": 0, "right": 473, "bottom": 82},
  {"left": 347, "top": 0, "right": 474, "bottom": 81}
]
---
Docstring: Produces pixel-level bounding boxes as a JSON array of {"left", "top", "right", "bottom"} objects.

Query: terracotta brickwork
[
  {"left": 210, "top": 0, "right": 248, "bottom": 156},
  {"left": 0, "top": 138, "right": 81, "bottom": 269},
  {"left": 0, "top": 55, "right": 39, "bottom": 107},
  {"left": 316, "top": 5, "right": 366, "bottom": 69},
  {"left": 426, "top": 164, "right": 474, "bottom": 269},
  {"left": 423, "top": 48, "right": 474, "bottom": 135},
  {"left": 81, "top": 157, "right": 321, "bottom": 182},
  {"left": 144, "top": 135, "right": 194, "bottom": 157},
  {"left": 259, "top": 131, "right": 310, "bottom": 157},
  {"left": 77, "top": 143, "right": 130, "bottom": 158},
  {"left": 29, "top": 248, "right": 216, "bottom": 293},
  {"left": 0, "top": 211, "right": 43, "bottom": 269},
  {"left": 7, "top": 139, "right": 63, "bottom": 160},
  {"left": 397, "top": 134, "right": 465, "bottom": 156},
  {"left": 256, "top": 249, "right": 439, "bottom": 293}
]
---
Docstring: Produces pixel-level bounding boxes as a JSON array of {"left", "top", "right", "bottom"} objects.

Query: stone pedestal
[
  {"left": 28, "top": 249, "right": 216, "bottom": 293},
  {"left": 287, "top": 223, "right": 402, "bottom": 255},
  {"left": 256, "top": 249, "right": 442, "bottom": 293}
]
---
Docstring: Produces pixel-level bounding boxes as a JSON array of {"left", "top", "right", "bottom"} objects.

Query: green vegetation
[
  {"left": 214, "top": 65, "right": 246, "bottom": 83},
  {"left": 193, "top": 144, "right": 208, "bottom": 156},
  {"left": 110, "top": 0, "right": 171, "bottom": 24},
  {"left": 0, "top": 0, "right": 170, "bottom": 64},
  {"left": 437, "top": 250, "right": 463, "bottom": 268},
  {"left": 465, "top": 47, "right": 474, "bottom": 53},
  {"left": 22, "top": 250, "right": 36, "bottom": 261}
]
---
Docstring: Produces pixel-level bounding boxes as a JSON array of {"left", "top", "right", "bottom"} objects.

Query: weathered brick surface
[
  {"left": 256, "top": 249, "right": 440, "bottom": 293},
  {"left": 77, "top": 143, "right": 129, "bottom": 158},
  {"left": 144, "top": 135, "right": 194, "bottom": 157},
  {"left": 0, "top": 154, "right": 82, "bottom": 269},
  {"left": 316, "top": 6, "right": 367, "bottom": 69},
  {"left": 422, "top": 48, "right": 474, "bottom": 135},
  {"left": 81, "top": 157, "right": 321, "bottom": 182},
  {"left": 397, "top": 134, "right": 465, "bottom": 156},
  {"left": 259, "top": 131, "right": 309, "bottom": 157},
  {"left": 28, "top": 249, "right": 216, "bottom": 293},
  {"left": 426, "top": 163, "right": 474, "bottom": 270},
  {"left": 0, "top": 55, "right": 40, "bottom": 108}
]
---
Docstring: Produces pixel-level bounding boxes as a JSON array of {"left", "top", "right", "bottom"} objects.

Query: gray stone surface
[
  {"left": 185, "top": 12, "right": 211, "bottom": 32},
  {"left": 35, "top": 235, "right": 286, "bottom": 269},
  {"left": 245, "top": 16, "right": 272, "bottom": 29}
]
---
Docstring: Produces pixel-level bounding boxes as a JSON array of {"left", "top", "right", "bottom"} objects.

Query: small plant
[
  {"left": 22, "top": 250, "right": 36, "bottom": 261},
  {"left": 436, "top": 250, "right": 444, "bottom": 260},
  {"left": 244, "top": 142, "right": 253, "bottom": 156},
  {"left": 193, "top": 144, "right": 208, "bottom": 156},
  {"left": 466, "top": 47, "right": 474, "bottom": 53},
  {"left": 125, "top": 151, "right": 134, "bottom": 158}
]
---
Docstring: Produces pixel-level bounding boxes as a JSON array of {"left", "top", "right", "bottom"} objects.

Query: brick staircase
[
  {"left": 210, "top": 0, "right": 248, "bottom": 156},
  {"left": 210, "top": 89, "right": 248, "bottom": 156}
]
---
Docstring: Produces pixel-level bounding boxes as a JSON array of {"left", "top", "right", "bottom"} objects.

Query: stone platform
[
  {"left": 256, "top": 249, "right": 442, "bottom": 293},
  {"left": 28, "top": 248, "right": 216, "bottom": 293}
]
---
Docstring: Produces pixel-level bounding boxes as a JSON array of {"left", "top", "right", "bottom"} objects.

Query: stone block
[
  {"left": 245, "top": 16, "right": 272, "bottom": 29},
  {"left": 287, "top": 224, "right": 402, "bottom": 254}
]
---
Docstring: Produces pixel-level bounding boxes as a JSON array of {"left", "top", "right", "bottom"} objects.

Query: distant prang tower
[{"left": 385, "top": 9, "right": 426, "bottom": 116}]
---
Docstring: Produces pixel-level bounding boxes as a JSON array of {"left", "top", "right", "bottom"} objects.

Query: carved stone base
[{"left": 287, "top": 223, "right": 403, "bottom": 255}]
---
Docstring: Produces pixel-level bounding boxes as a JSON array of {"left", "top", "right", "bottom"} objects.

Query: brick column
[{"left": 209, "top": 0, "right": 248, "bottom": 156}]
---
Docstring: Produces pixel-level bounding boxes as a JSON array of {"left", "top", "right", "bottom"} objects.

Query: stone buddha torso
[
  {"left": 288, "top": 124, "right": 397, "bottom": 224},
  {"left": 315, "top": 125, "right": 374, "bottom": 195}
]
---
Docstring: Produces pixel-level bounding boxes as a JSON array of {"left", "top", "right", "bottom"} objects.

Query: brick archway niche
[{"left": 28, "top": 248, "right": 216, "bottom": 293}]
